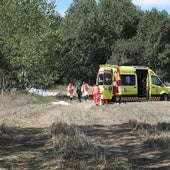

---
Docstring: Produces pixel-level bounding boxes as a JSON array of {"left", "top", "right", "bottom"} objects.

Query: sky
[{"left": 55, "top": 0, "right": 170, "bottom": 16}]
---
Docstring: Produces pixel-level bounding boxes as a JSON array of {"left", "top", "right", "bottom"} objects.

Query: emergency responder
[
  {"left": 92, "top": 84, "right": 100, "bottom": 105},
  {"left": 67, "top": 83, "right": 74, "bottom": 101},
  {"left": 81, "top": 81, "right": 89, "bottom": 101},
  {"left": 76, "top": 82, "right": 82, "bottom": 102}
]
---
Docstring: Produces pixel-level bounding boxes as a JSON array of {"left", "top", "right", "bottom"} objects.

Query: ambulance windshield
[{"left": 98, "top": 73, "right": 112, "bottom": 85}]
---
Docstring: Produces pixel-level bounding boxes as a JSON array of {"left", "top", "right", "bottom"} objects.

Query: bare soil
[{"left": 0, "top": 92, "right": 170, "bottom": 169}]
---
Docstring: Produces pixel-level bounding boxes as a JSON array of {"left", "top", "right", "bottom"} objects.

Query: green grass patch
[{"left": 30, "top": 94, "right": 57, "bottom": 104}]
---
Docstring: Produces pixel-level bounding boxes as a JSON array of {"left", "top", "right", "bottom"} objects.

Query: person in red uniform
[
  {"left": 81, "top": 81, "right": 89, "bottom": 101},
  {"left": 92, "top": 84, "right": 100, "bottom": 105},
  {"left": 67, "top": 83, "right": 74, "bottom": 101}
]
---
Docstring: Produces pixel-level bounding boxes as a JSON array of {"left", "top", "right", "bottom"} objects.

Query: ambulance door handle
[
  {"left": 152, "top": 87, "right": 155, "bottom": 88},
  {"left": 134, "top": 86, "right": 137, "bottom": 88}
]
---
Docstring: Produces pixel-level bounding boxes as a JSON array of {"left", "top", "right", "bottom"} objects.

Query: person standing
[
  {"left": 76, "top": 82, "right": 82, "bottom": 102},
  {"left": 67, "top": 83, "right": 74, "bottom": 101},
  {"left": 92, "top": 84, "right": 100, "bottom": 105},
  {"left": 141, "top": 76, "right": 147, "bottom": 97},
  {"left": 81, "top": 81, "right": 89, "bottom": 101}
]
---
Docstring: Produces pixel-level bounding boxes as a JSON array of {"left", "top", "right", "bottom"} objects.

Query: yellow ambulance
[{"left": 96, "top": 65, "right": 169, "bottom": 103}]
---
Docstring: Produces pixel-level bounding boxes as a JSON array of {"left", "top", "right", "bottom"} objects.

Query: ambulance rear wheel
[{"left": 160, "top": 94, "right": 169, "bottom": 101}]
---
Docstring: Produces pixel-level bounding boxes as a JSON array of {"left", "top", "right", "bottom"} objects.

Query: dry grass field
[{"left": 0, "top": 89, "right": 170, "bottom": 169}]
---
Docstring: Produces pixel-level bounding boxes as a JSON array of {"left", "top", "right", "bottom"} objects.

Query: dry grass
[
  {"left": 0, "top": 90, "right": 170, "bottom": 169},
  {"left": 49, "top": 120, "right": 170, "bottom": 169}
]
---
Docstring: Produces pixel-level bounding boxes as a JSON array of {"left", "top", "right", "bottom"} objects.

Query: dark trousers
[{"left": 77, "top": 91, "right": 82, "bottom": 102}]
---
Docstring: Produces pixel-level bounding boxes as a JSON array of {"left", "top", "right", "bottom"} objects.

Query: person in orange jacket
[
  {"left": 67, "top": 83, "right": 74, "bottom": 101},
  {"left": 92, "top": 84, "right": 100, "bottom": 105}
]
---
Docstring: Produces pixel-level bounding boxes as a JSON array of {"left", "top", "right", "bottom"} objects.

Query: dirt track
[{"left": 0, "top": 98, "right": 170, "bottom": 169}]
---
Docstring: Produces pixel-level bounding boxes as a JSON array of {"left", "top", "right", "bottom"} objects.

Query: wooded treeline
[{"left": 0, "top": 0, "right": 170, "bottom": 90}]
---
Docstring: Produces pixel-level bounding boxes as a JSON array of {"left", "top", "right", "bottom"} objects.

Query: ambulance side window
[
  {"left": 151, "top": 76, "right": 162, "bottom": 86},
  {"left": 121, "top": 75, "right": 135, "bottom": 86},
  {"left": 104, "top": 73, "right": 112, "bottom": 85}
]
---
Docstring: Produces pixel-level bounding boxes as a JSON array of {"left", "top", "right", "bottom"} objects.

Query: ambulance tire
[
  {"left": 160, "top": 94, "right": 169, "bottom": 101},
  {"left": 111, "top": 96, "right": 116, "bottom": 102}
]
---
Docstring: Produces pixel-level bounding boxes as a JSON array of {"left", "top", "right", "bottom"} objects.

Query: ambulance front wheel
[{"left": 160, "top": 94, "right": 169, "bottom": 101}]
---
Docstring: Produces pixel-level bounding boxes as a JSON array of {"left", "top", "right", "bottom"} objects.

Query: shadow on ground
[
  {"left": 0, "top": 127, "right": 55, "bottom": 170},
  {"left": 0, "top": 122, "right": 170, "bottom": 169}
]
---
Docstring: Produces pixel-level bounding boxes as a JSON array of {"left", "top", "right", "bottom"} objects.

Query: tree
[
  {"left": 107, "top": 37, "right": 145, "bottom": 65},
  {"left": 98, "top": 0, "right": 142, "bottom": 66},
  {"left": 58, "top": 0, "right": 106, "bottom": 84},
  {"left": 98, "top": 0, "right": 142, "bottom": 39},
  {"left": 137, "top": 9, "right": 170, "bottom": 80},
  {"left": 0, "top": 0, "right": 62, "bottom": 89}
]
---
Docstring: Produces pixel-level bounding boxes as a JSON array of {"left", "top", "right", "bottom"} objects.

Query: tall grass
[{"left": 127, "top": 120, "right": 170, "bottom": 150}]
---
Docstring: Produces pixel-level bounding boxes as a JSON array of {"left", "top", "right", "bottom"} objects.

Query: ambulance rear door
[{"left": 97, "top": 71, "right": 113, "bottom": 100}]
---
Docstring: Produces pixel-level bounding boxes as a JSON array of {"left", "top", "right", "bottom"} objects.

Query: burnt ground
[{"left": 0, "top": 93, "right": 170, "bottom": 169}]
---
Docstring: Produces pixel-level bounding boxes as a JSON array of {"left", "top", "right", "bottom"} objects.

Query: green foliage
[
  {"left": 0, "top": 69, "right": 16, "bottom": 92},
  {"left": 137, "top": 9, "right": 170, "bottom": 80},
  {"left": 98, "top": 0, "right": 142, "bottom": 39},
  {"left": 0, "top": 0, "right": 170, "bottom": 89},
  {"left": 108, "top": 37, "right": 145, "bottom": 65},
  {"left": 31, "top": 94, "right": 57, "bottom": 104},
  {"left": 98, "top": 0, "right": 143, "bottom": 67},
  {"left": 58, "top": 0, "right": 107, "bottom": 83},
  {"left": 0, "top": 0, "right": 62, "bottom": 89}
]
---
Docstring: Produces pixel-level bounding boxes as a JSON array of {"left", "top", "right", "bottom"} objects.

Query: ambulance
[{"left": 96, "top": 65, "right": 169, "bottom": 103}]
